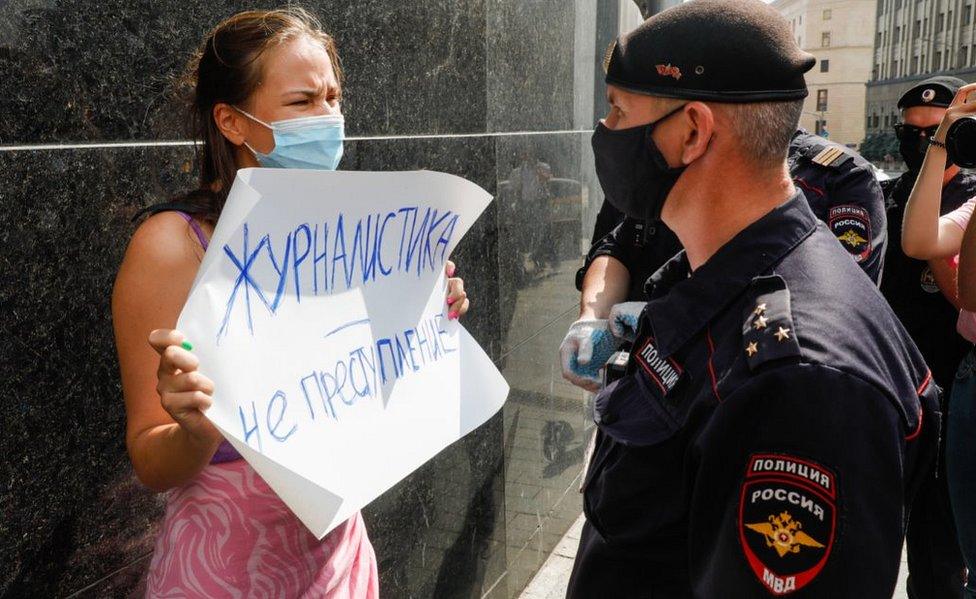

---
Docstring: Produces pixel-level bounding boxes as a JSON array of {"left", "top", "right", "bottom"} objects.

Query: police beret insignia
[
  {"left": 655, "top": 64, "right": 682, "bottom": 81},
  {"left": 828, "top": 205, "right": 871, "bottom": 263},
  {"left": 898, "top": 75, "right": 968, "bottom": 109},
  {"left": 739, "top": 454, "right": 837, "bottom": 595},
  {"left": 604, "top": 0, "right": 814, "bottom": 102}
]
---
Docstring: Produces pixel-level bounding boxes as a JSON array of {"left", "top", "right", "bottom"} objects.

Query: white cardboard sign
[{"left": 177, "top": 168, "right": 509, "bottom": 538}]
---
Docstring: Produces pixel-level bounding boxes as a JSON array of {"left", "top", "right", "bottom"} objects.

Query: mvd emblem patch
[
  {"left": 633, "top": 336, "right": 683, "bottom": 395},
  {"left": 828, "top": 205, "right": 871, "bottom": 263},
  {"left": 738, "top": 454, "right": 837, "bottom": 595}
]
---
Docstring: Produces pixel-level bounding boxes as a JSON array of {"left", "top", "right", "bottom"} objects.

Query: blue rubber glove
[
  {"left": 559, "top": 319, "right": 617, "bottom": 392},
  {"left": 608, "top": 302, "right": 647, "bottom": 343}
]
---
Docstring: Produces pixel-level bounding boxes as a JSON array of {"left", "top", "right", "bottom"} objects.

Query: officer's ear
[{"left": 678, "top": 101, "right": 714, "bottom": 165}]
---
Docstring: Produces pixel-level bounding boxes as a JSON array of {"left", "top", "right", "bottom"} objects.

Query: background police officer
[
  {"left": 582, "top": 128, "right": 886, "bottom": 304},
  {"left": 881, "top": 76, "right": 976, "bottom": 599},
  {"left": 566, "top": 1, "right": 939, "bottom": 595}
]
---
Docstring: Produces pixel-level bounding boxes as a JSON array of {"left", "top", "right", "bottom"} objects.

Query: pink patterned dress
[
  {"left": 143, "top": 212, "right": 379, "bottom": 598},
  {"left": 144, "top": 457, "right": 378, "bottom": 598}
]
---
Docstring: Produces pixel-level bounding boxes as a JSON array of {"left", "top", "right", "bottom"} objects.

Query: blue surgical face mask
[{"left": 236, "top": 107, "right": 345, "bottom": 170}]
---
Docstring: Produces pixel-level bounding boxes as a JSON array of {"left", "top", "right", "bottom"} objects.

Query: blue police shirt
[{"left": 568, "top": 192, "right": 938, "bottom": 597}]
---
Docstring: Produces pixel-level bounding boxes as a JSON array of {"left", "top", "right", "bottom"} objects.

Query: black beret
[
  {"left": 604, "top": 0, "right": 816, "bottom": 103},
  {"left": 897, "top": 76, "right": 968, "bottom": 109}
]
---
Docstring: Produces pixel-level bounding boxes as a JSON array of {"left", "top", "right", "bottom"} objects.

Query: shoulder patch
[
  {"left": 828, "top": 205, "right": 872, "bottom": 262},
  {"left": 739, "top": 453, "right": 838, "bottom": 595},
  {"left": 743, "top": 276, "right": 801, "bottom": 370},
  {"left": 810, "top": 145, "right": 854, "bottom": 168}
]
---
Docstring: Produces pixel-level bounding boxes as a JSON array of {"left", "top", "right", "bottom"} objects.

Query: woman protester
[
  {"left": 902, "top": 81, "right": 976, "bottom": 599},
  {"left": 112, "top": 8, "right": 469, "bottom": 596}
]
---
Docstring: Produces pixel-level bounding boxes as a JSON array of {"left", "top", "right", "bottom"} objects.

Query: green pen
[{"left": 181, "top": 341, "right": 194, "bottom": 351}]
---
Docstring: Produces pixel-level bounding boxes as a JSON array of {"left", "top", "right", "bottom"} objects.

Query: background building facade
[
  {"left": 867, "top": 0, "right": 976, "bottom": 136},
  {"left": 773, "top": 0, "right": 878, "bottom": 147}
]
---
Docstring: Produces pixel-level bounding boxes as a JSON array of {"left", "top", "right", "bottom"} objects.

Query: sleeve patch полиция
[{"left": 738, "top": 453, "right": 838, "bottom": 595}]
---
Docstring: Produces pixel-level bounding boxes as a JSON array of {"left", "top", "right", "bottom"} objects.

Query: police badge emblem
[
  {"left": 739, "top": 454, "right": 837, "bottom": 595},
  {"left": 828, "top": 205, "right": 871, "bottom": 263}
]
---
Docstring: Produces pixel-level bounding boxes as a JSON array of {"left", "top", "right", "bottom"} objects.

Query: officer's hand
[
  {"left": 559, "top": 319, "right": 616, "bottom": 392},
  {"left": 936, "top": 82, "right": 976, "bottom": 141},
  {"left": 608, "top": 301, "right": 647, "bottom": 343}
]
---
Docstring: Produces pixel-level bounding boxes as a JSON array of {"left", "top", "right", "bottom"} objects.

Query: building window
[
  {"left": 821, "top": 59, "right": 830, "bottom": 72},
  {"left": 895, "top": 26, "right": 901, "bottom": 41},
  {"left": 873, "top": 114, "right": 880, "bottom": 128},
  {"left": 822, "top": 32, "right": 831, "bottom": 47},
  {"left": 912, "top": 55, "right": 919, "bottom": 73},
  {"left": 815, "top": 119, "right": 828, "bottom": 136},
  {"left": 938, "top": 12, "right": 946, "bottom": 33},
  {"left": 877, "top": 31, "right": 883, "bottom": 46},
  {"left": 962, "top": 46, "right": 971, "bottom": 68},
  {"left": 885, "top": 114, "right": 890, "bottom": 127},
  {"left": 967, "top": 5, "right": 974, "bottom": 24},
  {"left": 817, "top": 89, "right": 828, "bottom": 111},
  {"left": 936, "top": 50, "right": 943, "bottom": 69},
  {"left": 823, "top": 9, "right": 832, "bottom": 20},
  {"left": 914, "top": 20, "right": 921, "bottom": 37}
]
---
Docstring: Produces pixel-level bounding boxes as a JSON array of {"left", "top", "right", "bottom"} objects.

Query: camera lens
[{"left": 946, "top": 116, "right": 976, "bottom": 168}]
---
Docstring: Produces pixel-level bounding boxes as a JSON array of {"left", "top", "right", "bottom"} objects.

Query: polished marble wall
[{"left": 0, "top": 1, "right": 638, "bottom": 596}]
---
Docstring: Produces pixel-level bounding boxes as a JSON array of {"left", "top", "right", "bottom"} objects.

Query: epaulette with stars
[{"left": 742, "top": 275, "right": 802, "bottom": 370}]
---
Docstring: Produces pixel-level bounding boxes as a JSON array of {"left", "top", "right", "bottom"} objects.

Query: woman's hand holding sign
[
  {"left": 149, "top": 328, "right": 223, "bottom": 449},
  {"left": 445, "top": 260, "right": 470, "bottom": 320}
]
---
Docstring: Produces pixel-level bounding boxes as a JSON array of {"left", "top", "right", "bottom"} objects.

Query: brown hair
[{"left": 177, "top": 7, "right": 343, "bottom": 221}]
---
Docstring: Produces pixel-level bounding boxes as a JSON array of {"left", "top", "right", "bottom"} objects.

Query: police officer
[
  {"left": 881, "top": 76, "right": 976, "bottom": 599},
  {"left": 566, "top": 1, "right": 939, "bottom": 596},
  {"left": 581, "top": 129, "right": 885, "bottom": 306}
]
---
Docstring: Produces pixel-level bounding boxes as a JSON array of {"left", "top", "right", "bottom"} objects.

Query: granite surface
[
  {"left": 0, "top": 0, "right": 488, "bottom": 144},
  {"left": 0, "top": 0, "right": 619, "bottom": 595}
]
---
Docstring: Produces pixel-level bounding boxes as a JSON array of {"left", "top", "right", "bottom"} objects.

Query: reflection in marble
[
  {"left": 0, "top": 0, "right": 488, "bottom": 144},
  {"left": 0, "top": 146, "right": 193, "bottom": 597}
]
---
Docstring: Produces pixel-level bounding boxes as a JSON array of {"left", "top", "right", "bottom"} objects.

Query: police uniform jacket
[
  {"left": 567, "top": 192, "right": 938, "bottom": 597},
  {"left": 880, "top": 170, "right": 976, "bottom": 392},
  {"left": 579, "top": 132, "right": 886, "bottom": 300}
]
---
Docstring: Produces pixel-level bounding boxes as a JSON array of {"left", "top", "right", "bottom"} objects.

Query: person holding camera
[
  {"left": 883, "top": 76, "right": 976, "bottom": 599},
  {"left": 901, "top": 80, "right": 976, "bottom": 599}
]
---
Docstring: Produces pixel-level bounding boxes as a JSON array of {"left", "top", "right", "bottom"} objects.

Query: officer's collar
[{"left": 645, "top": 191, "right": 817, "bottom": 358}]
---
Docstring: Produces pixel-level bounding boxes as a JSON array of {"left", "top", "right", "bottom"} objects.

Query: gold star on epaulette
[
  {"left": 753, "top": 315, "right": 769, "bottom": 330},
  {"left": 746, "top": 341, "right": 759, "bottom": 357},
  {"left": 753, "top": 303, "right": 767, "bottom": 316},
  {"left": 775, "top": 326, "right": 791, "bottom": 341}
]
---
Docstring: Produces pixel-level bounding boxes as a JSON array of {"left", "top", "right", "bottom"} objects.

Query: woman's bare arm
[{"left": 112, "top": 213, "right": 222, "bottom": 491}]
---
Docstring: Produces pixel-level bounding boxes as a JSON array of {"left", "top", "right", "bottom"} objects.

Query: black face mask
[
  {"left": 895, "top": 123, "right": 953, "bottom": 172},
  {"left": 591, "top": 105, "right": 686, "bottom": 222}
]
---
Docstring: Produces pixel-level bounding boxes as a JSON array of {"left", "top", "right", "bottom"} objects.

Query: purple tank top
[{"left": 176, "top": 212, "right": 243, "bottom": 465}]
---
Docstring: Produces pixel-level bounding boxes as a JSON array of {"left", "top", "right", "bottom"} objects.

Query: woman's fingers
[
  {"left": 161, "top": 390, "right": 213, "bottom": 415},
  {"left": 445, "top": 260, "right": 457, "bottom": 277},
  {"left": 148, "top": 329, "right": 185, "bottom": 355},
  {"left": 953, "top": 82, "right": 976, "bottom": 106},
  {"left": 455, "top": 296, "right": 471, "bottom": 318},
  {"left": 446, "top": 277, "right": 469, "bottom": 319},
  {"left": 161, "top": 370, "right": 215, "bottom": 395},
  {"left": 157, "top": 344, "right": 200, "bottom": 378}
]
